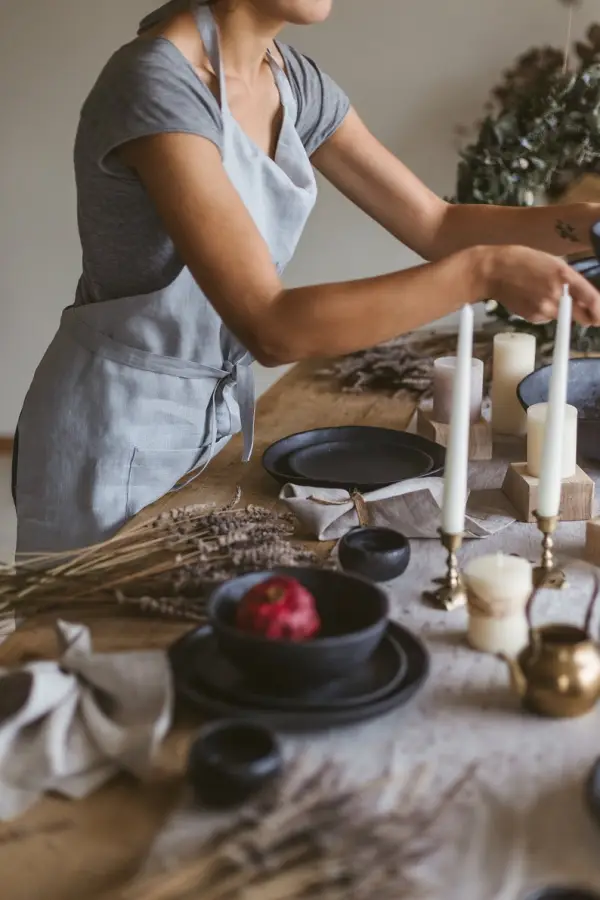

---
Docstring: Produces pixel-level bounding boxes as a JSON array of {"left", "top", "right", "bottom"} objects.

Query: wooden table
[{"left": 0, "top": 362, "right": 418, "bottom": 900}]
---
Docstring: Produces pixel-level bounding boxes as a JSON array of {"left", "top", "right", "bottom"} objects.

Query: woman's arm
[
  {"left": 313, "top": 109, "right": 600, "bottom": 260},
  {"left": 120, "top": 133, "right": 600, "bottom": 367}
]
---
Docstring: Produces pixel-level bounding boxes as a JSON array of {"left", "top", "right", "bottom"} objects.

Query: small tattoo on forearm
[{"left": 556, "top": 219, "right": 580, "bottom": 243}]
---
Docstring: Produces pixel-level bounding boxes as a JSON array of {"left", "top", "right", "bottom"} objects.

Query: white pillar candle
[
  {"left": 463, "top": 553, "right": 533, "bottom": 656},
  {"left": 527, "top": 403, "right": 578, "bottom": 479},
  {"left": 441, "top": 305, "right": 473, "bottom": 535},
  {"left": 538, "top": 286, "right": 573, "bottom": 519},
  {"left": 491, "top": 333, "right": 537, "bottom": 435},
  {"left": 433, "top": 357, "right": 484, "bottom": 425}
]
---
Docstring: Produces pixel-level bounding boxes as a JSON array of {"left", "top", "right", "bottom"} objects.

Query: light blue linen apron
[{"left": 14, "top": 2, "right": 317, "bottom": 554}]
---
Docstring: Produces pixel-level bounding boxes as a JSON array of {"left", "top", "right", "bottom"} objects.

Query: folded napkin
[
  {"left": 0, "top": 620, "right": 173, "bottom": 820},
  {"left": 280, "top": 478, "right": 516, "bottom": 541}
]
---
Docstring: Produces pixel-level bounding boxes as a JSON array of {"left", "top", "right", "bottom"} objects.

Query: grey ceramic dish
[{"left": 517, "top": 358, "right": 600, "bottom": 461}]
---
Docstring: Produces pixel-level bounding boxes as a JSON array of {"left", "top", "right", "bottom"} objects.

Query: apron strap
[
  {"left": 193, "top": 3, "right": 229, "bottom": 113},
  {"left": 193, "top": 5, "right": 298, "bottom": 121},
  {"left": 267, "top": 46, "right": 299, "bottom": 122}
]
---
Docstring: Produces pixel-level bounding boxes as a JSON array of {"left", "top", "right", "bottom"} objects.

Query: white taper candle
[
  {"left": 537, "top": 285, "right": 573, "bottom": 518},
  {"left": 441, "top": 305, "right": 474, "bottom": 534}
]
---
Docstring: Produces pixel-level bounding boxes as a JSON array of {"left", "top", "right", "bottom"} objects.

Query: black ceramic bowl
[
  {"left": 208, "top": 567, "right": 389, "bottom": 691},
  {"left": 517, "top": 358, "right": 600, "bottom": 461},
  {"left": 524, "top": 888, "right": 600, "bottom": 900},
  {"left": 338, "top": 527, "right": 411, "bottom": 583},
  {"left": 188, "top": 720, "right": 283, "bottom": 808}
]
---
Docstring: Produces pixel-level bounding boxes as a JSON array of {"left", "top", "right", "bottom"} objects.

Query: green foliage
[{"left": 454, "top": 24, "right": 600, "bottom": 349}]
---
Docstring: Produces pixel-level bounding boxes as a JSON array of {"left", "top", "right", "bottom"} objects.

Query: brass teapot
[{"left": 503, "top": 574, "right": 600, "bottom": 718}]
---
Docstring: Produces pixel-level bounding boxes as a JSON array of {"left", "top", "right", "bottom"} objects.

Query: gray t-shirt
[{"left": 74, "top": 34, "right": 350, "bottom": 304}]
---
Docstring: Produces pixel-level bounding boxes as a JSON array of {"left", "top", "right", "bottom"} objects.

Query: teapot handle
[
  {"left": 583, "top": 571, "right": 600, "bottom": 637},
  {"left": 525, "top": 582, "right": 543, "bottom": 634}
]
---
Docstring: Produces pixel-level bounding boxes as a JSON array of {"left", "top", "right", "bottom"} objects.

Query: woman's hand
[{"left": 483, "top": 245, "right": 600, "bottom": 326}]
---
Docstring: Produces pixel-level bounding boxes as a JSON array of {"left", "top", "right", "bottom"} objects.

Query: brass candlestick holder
[
  {"left": 423, "top": 529, "right": 467, "bottom": 611},
  {"left": 532, "top": 511, "right": 566, "bottom": 590}
]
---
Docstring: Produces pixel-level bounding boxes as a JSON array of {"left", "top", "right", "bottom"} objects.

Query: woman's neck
[{"left": 212, "top": 2, "right": 284, "bottom": 82}]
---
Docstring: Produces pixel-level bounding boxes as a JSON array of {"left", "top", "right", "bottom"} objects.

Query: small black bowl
[
  {"left": 517, "top": 358, "right": 600, "bottom": 462},
  {"left": 208, "top": 567, "right": 389, "bottom": 692},
  {"left": 187, "top": 720, "right": 283, "bottom": 808},
  {"left": 524, "top": 888, "right": 600, "bottom": 900},
  {"left": 338, "top": 527, "right": 411, "bottom": 583}
]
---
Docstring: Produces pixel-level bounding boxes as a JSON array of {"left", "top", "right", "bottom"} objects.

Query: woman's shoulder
[
  {"left": 276, "top": 42, "right": 350, "bottom": 156},
  {"left": 76, "top": 37, "right": 223, "bottom": 176},
  {"left": 81, "top": 36, "right": 219, "bottom": 123}
]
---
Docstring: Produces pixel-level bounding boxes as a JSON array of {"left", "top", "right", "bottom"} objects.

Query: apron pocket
[{"left": 126, "top": 445, "right": 207, "bottom": 518}]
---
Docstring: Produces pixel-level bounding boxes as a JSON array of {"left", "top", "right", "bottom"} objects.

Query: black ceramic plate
[
  {"left": 169, "top": 621, "right": 429, "bottom": 732},
  {"left": 172, "top": 627, "right": 408, "bottom": 712},
  {"left": 287, "top": 440, "right": 434, "bottom": 489},
  {"left": 525, "top": 889, "right": 600, "bottom": 900},
  {"left": 262, "top": 426, "right": 445, "bottom": 490},
  {"left": 585, "top": 757, "right": 600, "bottom": 828}
]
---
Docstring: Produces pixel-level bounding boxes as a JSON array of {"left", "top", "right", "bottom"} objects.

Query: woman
[{"left": 13, "top": 0, "right": 600, "bottom": 554}]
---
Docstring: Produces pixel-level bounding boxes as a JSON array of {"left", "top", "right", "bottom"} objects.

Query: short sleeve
[
  {"left": 279, "top": 44, "right": 350, "bottom": 157},
  {"left": 79, "top": 38, "right": 223, "bottom": 177}
]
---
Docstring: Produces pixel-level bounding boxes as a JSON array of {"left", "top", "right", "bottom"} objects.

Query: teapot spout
[{"left": 499, "top": 653, "right": 527, "bottom": 698}]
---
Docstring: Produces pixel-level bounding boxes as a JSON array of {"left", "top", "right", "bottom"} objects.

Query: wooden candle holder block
[
  {"left": 502, "top": 462, "right": 595, "bottom": 524},
  {"left": 585, "top": 518, "right": 600, "bottom": 565},
  {"left": 416, "top": 408, "right": 492, "bottom": 461}
]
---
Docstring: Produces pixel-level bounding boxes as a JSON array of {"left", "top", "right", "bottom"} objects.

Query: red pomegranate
[{"left": 236, "top": 576, "right": 321, "bottom": 641}]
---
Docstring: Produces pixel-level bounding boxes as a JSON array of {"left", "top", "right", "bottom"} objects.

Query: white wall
[{"left": 0, "top": 0, "right": 595, "bottom": 431}]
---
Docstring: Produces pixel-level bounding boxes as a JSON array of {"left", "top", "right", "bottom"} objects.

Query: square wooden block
[
  {"left": 585, "top": 518, "right": 600, "bottom": 565},
  {"left": 502, "top": 462, "right": 595, "bottom": 524},
  {"left": 416, "top": 409, "right": 492, "bottom": 460}
]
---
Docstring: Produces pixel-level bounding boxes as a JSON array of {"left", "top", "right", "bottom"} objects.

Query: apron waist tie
[
  {"left": 59, "top": 309, "right": 255, "bottom": 491},
  {"left": 172, "top": 359, "right": 255, "bottom": 494}
]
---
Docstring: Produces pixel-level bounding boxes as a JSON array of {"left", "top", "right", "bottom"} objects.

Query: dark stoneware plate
[
  {"left": 171, "top": 626, "right": 408, "bottom": 711},
  {"left": 169, "top": 621, "right": 429, "bottom": 732},
  {"left": 585, "top": 756, "right": 600, "bottom": 829},
  {"left": 524, "top": 888, "right": 600, "bottom": 900},
  {"left": 287, "top": 440, "right": 434, "bottom": 489},
  {"left": 262, "top": 426, "right": 445, "bottom": 490}
]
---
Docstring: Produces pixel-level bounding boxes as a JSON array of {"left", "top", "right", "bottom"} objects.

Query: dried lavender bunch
[
  {"left": 119, "top": 763, "right": 479, "bottom": 900},
  {"left": 317, "top": 331, "right": 495, "bottom": 401},
  {"left": 0, "top": 499, "right": 322, "bottom": 622}
]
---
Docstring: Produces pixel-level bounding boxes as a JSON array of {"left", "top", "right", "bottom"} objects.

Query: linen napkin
[
  {"left": 280, "top": 478, "right": 516, "bottom": 541},
  {"left": 0, "top": 620, "right": 173, "bottom": 820}
]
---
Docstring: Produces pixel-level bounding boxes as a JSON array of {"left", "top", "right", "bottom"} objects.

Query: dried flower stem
[
  {"left": 119, "top": 764, "right": 477, "bottom": 900},
  {"left": 0, "top": 497, "right": 321, "bottom": 622}
]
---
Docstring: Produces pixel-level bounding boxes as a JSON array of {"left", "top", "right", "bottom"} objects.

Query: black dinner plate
[
  {"left": 169, "top": 620, "right": 429, "bottom": 732},
  {"left": 171, "top": 626, "right": 408, "bottom": 712},
  {"left": 262, "top": 426, "right": 445, "bottom": 491},
  {"left": 287, "top": 440, "right": 434, "bottom": 489}
]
